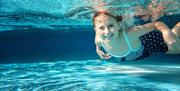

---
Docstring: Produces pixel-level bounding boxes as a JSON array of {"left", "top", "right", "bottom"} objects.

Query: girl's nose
[{"left": 104, "top": 28, "right": 110, "bottom": 36}]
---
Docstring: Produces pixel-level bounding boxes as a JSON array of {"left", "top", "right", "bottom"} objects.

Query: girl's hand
[
  {"left": 163, "top": 31, "right": 176, "bottom": 45},
  {"left": 97, "top": 50, "right": 112, "bottom": 60}
]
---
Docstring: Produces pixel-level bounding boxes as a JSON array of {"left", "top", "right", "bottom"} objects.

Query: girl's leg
[{"left": 172, "top": 22, "right": 180, "bottom": 38}]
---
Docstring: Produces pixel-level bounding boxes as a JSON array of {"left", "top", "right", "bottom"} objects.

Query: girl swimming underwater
[{"left": 93, "top": 11, "right": 180, "bottom": 61}]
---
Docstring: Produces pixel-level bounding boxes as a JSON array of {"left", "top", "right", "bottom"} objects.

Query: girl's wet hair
[{"left": 92, "top": 11, "right": 123, "bottom": 26}]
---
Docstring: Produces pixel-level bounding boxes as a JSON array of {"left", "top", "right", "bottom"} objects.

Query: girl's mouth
[{"left": 105, "top": 34, "right": 113, "bottom": 40}]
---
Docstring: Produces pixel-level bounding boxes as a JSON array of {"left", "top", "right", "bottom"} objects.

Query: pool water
[
  {"left": 0, "top": 0, "right": 180, "bottom": 91},
  {"left": 0, "top": 59, "right": 180, "bottom": 91}
]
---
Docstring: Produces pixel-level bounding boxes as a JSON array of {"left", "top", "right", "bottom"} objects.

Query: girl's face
[
  {"left": 94, "top": 14, "right": 120, "bottom": 41},
  {"left": 151, "top": 0, "right": 158, "bottom": 3}
]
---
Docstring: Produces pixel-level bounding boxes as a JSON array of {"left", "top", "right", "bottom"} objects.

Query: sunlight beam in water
[{"left": 84, "top": 63, "right": 180, "bottom": 76}]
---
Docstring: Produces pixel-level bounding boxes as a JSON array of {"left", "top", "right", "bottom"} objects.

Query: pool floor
[{"left": 0, "top": 60, "right": 180, "bottom": 91}]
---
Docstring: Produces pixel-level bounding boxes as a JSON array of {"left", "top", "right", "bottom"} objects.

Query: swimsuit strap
[
  {"left": 123, "top": 30, "right": 132, "bottom": 51},
  {"left": 123, "top": 30, "right": 141, "bottom": 52}
]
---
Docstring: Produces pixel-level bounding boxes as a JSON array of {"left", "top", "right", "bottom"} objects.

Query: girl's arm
[
  {"left": 172, "top": 22, "right": 180, "bottom": 37},
  {"left": 155, "top": 21, "right": 177, "bottom": 45},
  {"left": 130, "top": 23, "right": 155, "bottom": 37},
  {"left": 132, "top": 22, "right": 177, "bottom": 46}
]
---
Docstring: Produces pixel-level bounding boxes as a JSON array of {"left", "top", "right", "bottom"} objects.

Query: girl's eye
[
  {"left": 99, "top": 26, "right": 105, "bottom": 30},
  {"left": 109, "top": 24, "right": 114, "bottom": 28}
]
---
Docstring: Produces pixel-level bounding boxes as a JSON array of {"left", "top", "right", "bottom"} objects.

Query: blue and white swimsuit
[{"left": 102, "top": 29, "right": 169, "bottom": 61}]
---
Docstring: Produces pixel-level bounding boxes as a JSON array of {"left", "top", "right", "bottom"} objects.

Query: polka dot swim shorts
[{"left": 135, "top": 30, "right": 168, "bottom": 60}]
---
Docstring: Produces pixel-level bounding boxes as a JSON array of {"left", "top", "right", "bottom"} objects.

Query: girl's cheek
[{"left": 98, "top": 31, "right": 104, "bottom": 35}]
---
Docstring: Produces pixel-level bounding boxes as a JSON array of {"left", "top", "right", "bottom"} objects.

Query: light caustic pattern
[
  {"left": 0, "top": 60, "right": 180, "bottom": 91},
  {"left": 0, "top": 0, "right": 179, "bottom": 31}
]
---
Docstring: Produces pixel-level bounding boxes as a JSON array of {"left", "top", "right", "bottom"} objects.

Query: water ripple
[{"left": 0, "top": 60, "right": 180, "bottom": 91}]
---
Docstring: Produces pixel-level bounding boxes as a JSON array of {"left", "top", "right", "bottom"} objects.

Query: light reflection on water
[{"left": 0, "top": 60, "right": 180, "bottom": 91}]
